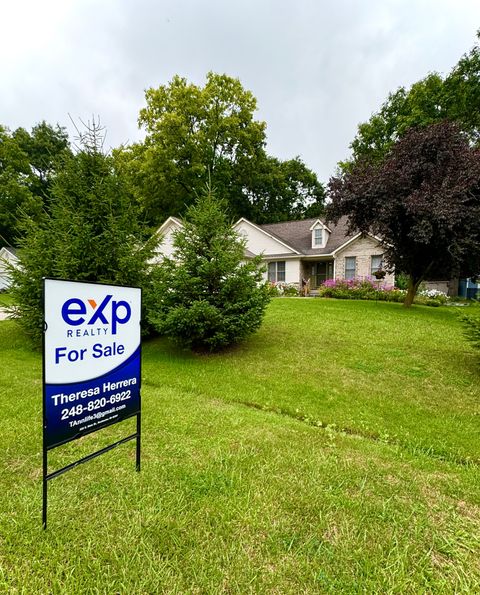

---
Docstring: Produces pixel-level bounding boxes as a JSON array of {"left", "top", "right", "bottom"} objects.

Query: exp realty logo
[{"left": 62, "top": 295, "right": 131, "bottom": 337}]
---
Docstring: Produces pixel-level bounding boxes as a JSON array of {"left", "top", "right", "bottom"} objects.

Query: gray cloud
[{"left": 1, "top": 0, "right": 478, "bottom": 182}]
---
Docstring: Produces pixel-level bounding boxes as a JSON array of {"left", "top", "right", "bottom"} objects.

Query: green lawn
[{"left": 1, "top": 299, "right": 479, "bottom": 593}]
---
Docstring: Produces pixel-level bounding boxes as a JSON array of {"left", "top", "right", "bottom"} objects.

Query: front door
[{"left": 311, "top": 261, "right": 334, "bottom": 288}]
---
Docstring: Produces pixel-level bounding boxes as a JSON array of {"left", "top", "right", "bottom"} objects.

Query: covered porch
[{"left": 301, "top": 259, "right": 334, "bottom": 290}]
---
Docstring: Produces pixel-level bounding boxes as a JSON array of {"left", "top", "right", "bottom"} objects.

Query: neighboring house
[
  {"left": 422, "top": 277, "right": 479, "bottom": 298},
  {"left": 151, "top": 216, "right": 184, "bottom": 261},
  {"left": 152, "top": 215, "right": 394, "bottom": 290},
  {"left": 0, "top": 247, "right": 19, "bottom": 290}
]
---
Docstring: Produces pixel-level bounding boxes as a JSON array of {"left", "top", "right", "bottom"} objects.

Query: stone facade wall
[
  {"left": 335, "top": 236, "right": 395, "bottom": 286},
  {"left": 423, "top": 280, "right": 450, "bottom": 294}
]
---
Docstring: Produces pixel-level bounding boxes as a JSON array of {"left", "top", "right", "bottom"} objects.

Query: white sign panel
[{"left": 43, "top": 279, "right": 141, "bottom": 448}]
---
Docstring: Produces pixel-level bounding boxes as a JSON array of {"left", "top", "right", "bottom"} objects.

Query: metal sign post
[{"left": 42, "top": 279, "right": 142, "bottom": 529}]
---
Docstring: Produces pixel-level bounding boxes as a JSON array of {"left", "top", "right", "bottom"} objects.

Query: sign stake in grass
[{"left": 42, "top": 278, "right": 142, "bottom": 529}]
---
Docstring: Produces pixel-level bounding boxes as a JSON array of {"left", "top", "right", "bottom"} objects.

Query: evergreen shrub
[{"left": 148, "top": 190, "right": 270, "bottom": 351}]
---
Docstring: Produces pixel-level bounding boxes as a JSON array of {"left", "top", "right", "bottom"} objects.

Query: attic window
[{"left": 314, "top": 228, "right": 323, "bottom": 246}]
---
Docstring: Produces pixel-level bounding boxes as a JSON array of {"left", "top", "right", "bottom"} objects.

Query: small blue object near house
[{"left": 459, "top": 278, "right": 480, "bottom": 300}]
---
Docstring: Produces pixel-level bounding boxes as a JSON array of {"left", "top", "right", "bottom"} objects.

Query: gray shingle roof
[{"left": 259, "top": 216, "right": 356, "bottom": 255}]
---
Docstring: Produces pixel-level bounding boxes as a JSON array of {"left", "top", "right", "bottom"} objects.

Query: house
[
  {"left": 0, "top": 247, "right": 19, "bottom": 290},
  {"left": 234, "top": 217, "right": 394, "bottom": 289},
  {"left": 151, "top": 216, "right": 184, "bottom": 260},
  {"left": 153, "top": 216, "right": 394, "bottom": 290}
]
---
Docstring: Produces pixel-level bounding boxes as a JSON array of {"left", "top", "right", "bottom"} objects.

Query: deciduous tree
[
  {"left": 328, "top": 122, "right": 480, "bottom": 306},
  {"left": 0, "top": 121, "right": 71, "bottom": 247},
  {"left": 115, "top": 72, "right": 324, "bottom": 226},
  {"left": 344, "top": 34, "right": 480, "bottom": 168}
]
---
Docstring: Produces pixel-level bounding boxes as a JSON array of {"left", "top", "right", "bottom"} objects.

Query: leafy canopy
[
  {"left": 0, "top": 121, "right": 71, "bottom": 247},
  {"left": 115, "top": 72, "right": 324, "bottom": 227},
  {"left": 328, "top": 121, "right": 480, "bottom": 306},
  {"left": 148, "top": 188, "right": 271, "bottom": 351}
]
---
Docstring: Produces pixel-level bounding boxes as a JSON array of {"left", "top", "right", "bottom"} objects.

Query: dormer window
[{"left": 310, "top": 219, "right": 330, "bottom": 249}]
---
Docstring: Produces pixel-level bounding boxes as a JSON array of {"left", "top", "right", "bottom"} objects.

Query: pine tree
[
  {"left": 9, "top": 122, "right": 154, "bottom": 345},
  {"left": 148, "top": 189, "right": 270, "bottom": 351}
]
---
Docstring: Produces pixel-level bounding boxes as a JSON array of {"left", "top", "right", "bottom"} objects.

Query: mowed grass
[{"left": 1, "top": 299, "right": 479, "bottom": 593}]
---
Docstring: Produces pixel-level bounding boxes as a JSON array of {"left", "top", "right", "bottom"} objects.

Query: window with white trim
[
  {"left": 345, "top": 256, "right": 356, "bottom": 280},
  {"left": 268, "top": 261, "right": 286, "bottom": 282},
  {"left": 371, "top": 255, "right": 383, "bottom": 275},
  {"left": 314, "top": 228, "right": 323, "bottom": 246}
]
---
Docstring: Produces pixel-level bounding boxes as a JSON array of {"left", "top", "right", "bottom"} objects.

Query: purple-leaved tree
[{"left": 328, "top": 121, "right": 480, "bottom": 307}]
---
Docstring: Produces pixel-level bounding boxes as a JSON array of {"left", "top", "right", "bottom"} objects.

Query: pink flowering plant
[
  {"left": 319, "top": 278, "right": 406, "bottom": 302},
  {"left": 318, "top": 277, "right": 448, "bottom": 306}
]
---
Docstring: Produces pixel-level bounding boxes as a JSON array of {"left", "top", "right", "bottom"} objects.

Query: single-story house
[
  {"left": 0, "top": 247, "right": 19, "bottom": 290},
  {"left": 152, "top": 216, "right": 394, "bottom": 290}
]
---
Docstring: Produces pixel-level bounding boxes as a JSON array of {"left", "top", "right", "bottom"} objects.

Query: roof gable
[
  {"left": 233, "top": 218, "right": 299, "bottom": 256},
  {"left": 332, "top": 232, "right": 383, "bottom": 255},
  {"left": 259, "top": 217, "right": 358, "bottom": 255},
  {"left": 308, "top": 219, "right": 332, "bottom": 233},
  {"left": 154, "top": 216, "right": 184, "bottom": 238},
  {"left": 0, "top": 247, "right": 19, "bottom": 261},
  {"left": 152, "top": 216, "right": 184, "bottom": 261}
]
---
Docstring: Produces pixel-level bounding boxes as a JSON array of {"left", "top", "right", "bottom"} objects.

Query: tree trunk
[{"left": 404, "top": 276, "right": 422, "bottom": 307}]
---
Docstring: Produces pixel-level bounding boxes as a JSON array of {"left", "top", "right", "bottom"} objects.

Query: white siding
[
  {"left": 151, "top": 221, "right": 183, "bottom": 263},
  {"left": 0, "top": 273, "right": 10, "bottom": 290},
  {"left": 0, "top": 249, "right": 18, "bottom": 290},
  {"left": 234, "top": 220, "right": 296, "bottom": 256}
]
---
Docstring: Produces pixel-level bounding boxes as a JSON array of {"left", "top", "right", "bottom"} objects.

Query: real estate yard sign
[{"left": 42, "top": 278, "right": 141, "bottom": 528}]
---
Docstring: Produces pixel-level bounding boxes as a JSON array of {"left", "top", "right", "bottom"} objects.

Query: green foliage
[
  {"left": 317, "top": 279, "right": 450, "bottom": 307},
  {"left": 8, "top": 122, "right": 154, "bottom": 346},
  {"left": 0, "top": 122, "right": 71, "bottom": 247},
  {"left": 241, "top": 154, "right": 325, "bottom": 223},
  {"left": 460, "top": 302, "right": 480, "bottom": 351},
  {"left": 115, "top": 72, "right": 324, "bottom": 227},
  {"left": 329, "top": 121, "right": 480, "bottom": 307},
  {"left": 148, "top": 189, "right": 270, "bottom": 351},
  {"left": 0, "top": 125, "right": 38, "bottom": 247},
  {"left": 13, "top": 121, "right": 71, "bottom": 200},
  {"left": 318, "top": 278, "right": 406, "bottom": 303},
  {"left": 394, "top": 272, "right": 409, "bottom": 290},
  {"left": 347, "top": 34, "right": 480, "bottom": 167}
]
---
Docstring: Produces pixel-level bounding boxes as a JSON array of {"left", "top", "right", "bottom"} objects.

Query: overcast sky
[{"left": 1, "top": 0, "right": 479, "bottom": 182}]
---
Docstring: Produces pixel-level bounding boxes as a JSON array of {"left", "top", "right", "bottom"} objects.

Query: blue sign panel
[{"left": 43, "top": 279, "right": 141, "bottom": 449}]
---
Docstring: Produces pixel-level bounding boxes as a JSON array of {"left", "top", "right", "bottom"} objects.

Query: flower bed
[
  {"left": 318, "top": 278, "right": 448, "bottom": 306},
  {"left": 267, "top": 282, "right": 300, "bottom": 297}
]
